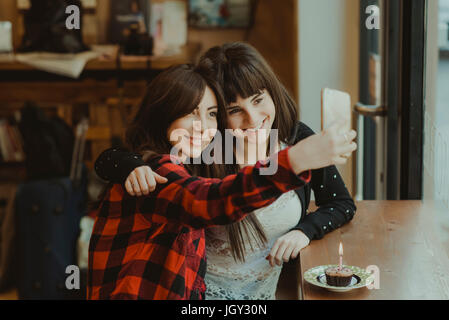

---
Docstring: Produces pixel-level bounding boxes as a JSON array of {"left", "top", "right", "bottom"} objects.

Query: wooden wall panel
[
  {"left": 187, "top": 0, "right": 299, "bottom": 102},
  {"left": 247, "top": 0, "right": 298, "bottom": 103},
  {"left": 188, "top": 0, "right": 299, "bottom": 104}
]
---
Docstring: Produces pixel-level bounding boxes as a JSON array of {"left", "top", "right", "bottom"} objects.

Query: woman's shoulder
[{"left": 289, "top": 121, "right": 316, "bottom": 144}]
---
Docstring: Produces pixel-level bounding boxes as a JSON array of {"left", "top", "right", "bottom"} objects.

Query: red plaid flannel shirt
[{"left": 87, "top": 148, "right": 311, "bottom": 300}]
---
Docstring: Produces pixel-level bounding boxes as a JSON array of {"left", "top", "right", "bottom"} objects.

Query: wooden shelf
[
  {"left": 0, "top": 42, "right": 202, "bottom": 72},
  {"left": 0, "top": 42, "right": 202, "bottom": 105}
]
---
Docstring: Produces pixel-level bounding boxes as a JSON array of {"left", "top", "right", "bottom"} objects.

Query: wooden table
[{"left": 298, "top": 200, "right": 449, "bottom": 299}]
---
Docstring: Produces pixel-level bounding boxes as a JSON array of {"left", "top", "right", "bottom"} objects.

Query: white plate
[{"left": 304, "top": 264, "right": 373, "bottom": 293}]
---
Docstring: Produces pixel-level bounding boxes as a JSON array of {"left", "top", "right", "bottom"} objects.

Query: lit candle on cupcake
[
  {"left": 339, "top": 242, "right": 343, "bottom": 270},
  {"left": 324, "top": 242, "right": 354, "bottom": 287}
]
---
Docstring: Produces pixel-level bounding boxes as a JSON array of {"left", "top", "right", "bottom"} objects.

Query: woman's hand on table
[
  {"left": 124, "top": 166, "right": 168, "bottom": 196},
  {"left": 266, "top": 230, "right": 311, "bottom": 267}
]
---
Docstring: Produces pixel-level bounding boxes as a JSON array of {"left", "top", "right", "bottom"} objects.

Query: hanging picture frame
[{"left": 188, "top": 0, "right": 255, "bottom": 29}]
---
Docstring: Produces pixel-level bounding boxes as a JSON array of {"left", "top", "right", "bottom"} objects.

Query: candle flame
[{"left": 339, "top": 242, "right": 343, "bottom": 255}]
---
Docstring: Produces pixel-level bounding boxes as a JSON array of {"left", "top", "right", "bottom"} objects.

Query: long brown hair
[
  {"left": 199, "top": 42, "right": 300, "bottom": 262},
  {"left": 126, "top": 63, "right": 227, "bottom": 178}
]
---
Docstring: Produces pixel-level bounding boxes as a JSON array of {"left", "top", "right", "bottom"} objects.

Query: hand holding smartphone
[{"left": 321, "top": 88, "right": 353, "bottom": 158}]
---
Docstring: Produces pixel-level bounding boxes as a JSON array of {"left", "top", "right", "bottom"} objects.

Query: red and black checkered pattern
[{"left": 87, "top": 148, "right": 310, "bottom": 300}]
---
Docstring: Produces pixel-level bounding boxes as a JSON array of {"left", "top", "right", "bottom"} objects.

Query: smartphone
[
  {"left": 321, "top": 88, "right": 351, "bottom": 133},
  {"left": 321, "top": 88, "right": 352, "bottom": 159}
]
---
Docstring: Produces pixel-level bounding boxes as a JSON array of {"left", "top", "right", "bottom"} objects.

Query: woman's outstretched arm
[
  {"left": 134, "top": 121, "right": 356, "bottom": 229},
  {"left": 135, "top": 148, "right": 311, "bottom": 229},
  {"left": 95, "top": 119, "right": 356, "bottom": 198}
]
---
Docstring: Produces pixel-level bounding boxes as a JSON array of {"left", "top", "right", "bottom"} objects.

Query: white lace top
[{"left": 204, "top": 189, "right": 302, "bottom": 300}]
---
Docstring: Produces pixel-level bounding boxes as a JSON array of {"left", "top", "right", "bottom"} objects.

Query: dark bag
[
  {"left": 18, "top": 103, "right": 75, "bottom": 180},
  {"left": 18, "top": 0, "right": 88, "bottom": 53},
  {"left": 15, "top": 171, "right": 87, "bottom": 300}
]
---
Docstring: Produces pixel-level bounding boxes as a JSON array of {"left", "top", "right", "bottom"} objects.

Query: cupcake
[{"left": 325, "top": 266, "right": 354, "bottom": 287}]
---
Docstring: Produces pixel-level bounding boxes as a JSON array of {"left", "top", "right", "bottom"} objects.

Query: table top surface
[{"left": 299, "top": 200, "right": 449, "bottom": 300}]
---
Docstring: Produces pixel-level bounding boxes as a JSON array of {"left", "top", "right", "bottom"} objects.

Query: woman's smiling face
[
  {"left": 226, "top": 89, "right": 276, "bottom": 145},
  {"left": 167, "top": 85, "right": 218, "bottom": 160}
]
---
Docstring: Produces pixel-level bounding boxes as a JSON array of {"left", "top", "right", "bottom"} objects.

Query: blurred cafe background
[{"left": 0, "top": 0, "right": 447, "bottom": 300}]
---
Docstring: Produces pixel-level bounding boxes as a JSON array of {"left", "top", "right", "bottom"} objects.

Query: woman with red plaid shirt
[{"left": 88, "top": 64, "right": 356, "bottom": 300}]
